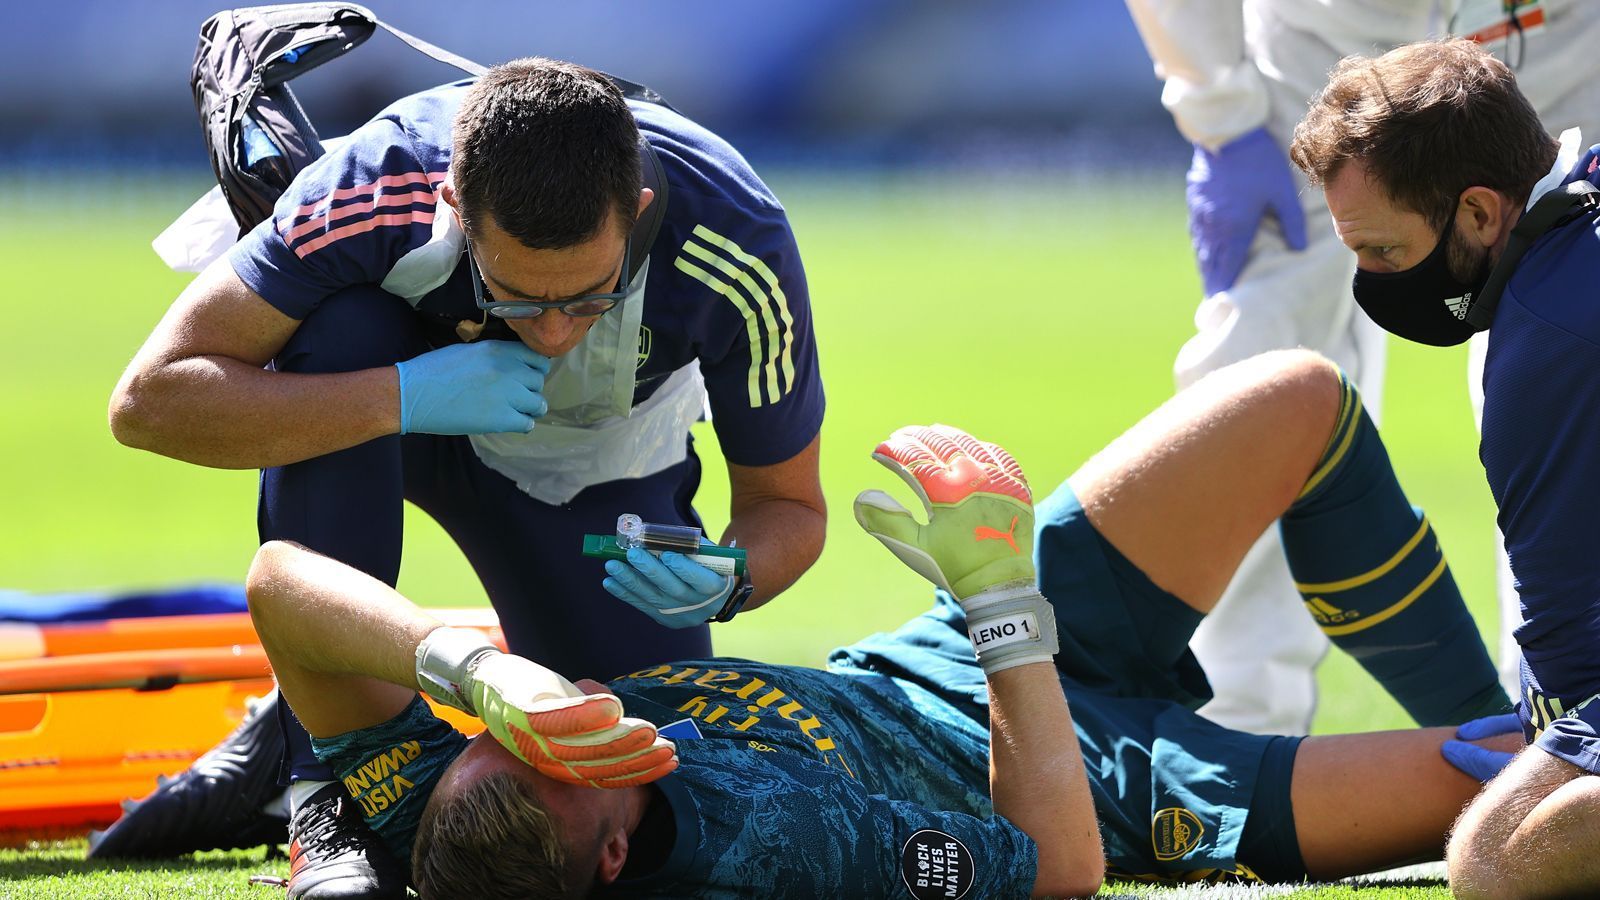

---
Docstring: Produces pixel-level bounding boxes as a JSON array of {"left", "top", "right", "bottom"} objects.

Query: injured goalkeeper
[{"left": 244, "top": 350, "right": 1519, "bottom": 898}]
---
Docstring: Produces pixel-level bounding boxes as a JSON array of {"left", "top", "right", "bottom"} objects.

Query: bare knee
[
  {"left": 1241, "top": 349, "right": 1343, "bottom": 428},
  {"left": 1189, "top": 348, "right": 1342, "bottom": 429},
  {"left": 1448, "top": 797, "right": 1508, "bottom": 900},
  {"left": 1448, "top": 754, "right": 1600, "bottom": 899},
  {"left": 1190, "top": 350, "right": 1344, "bottom": 497},
  {"left": 1449, "top": 793, "right": 1549, "bottom": 900}
]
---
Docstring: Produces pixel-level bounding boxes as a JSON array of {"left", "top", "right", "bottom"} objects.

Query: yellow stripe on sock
[
  {"left": 1294, "top": 517, "right": 1432, "bottom": 594},
  {"left": 1297, "top": 378, "right": 1358, "bottom": 501},
  {"left": 1316, "top": 556, "right": 1447, "bottom": 636}
]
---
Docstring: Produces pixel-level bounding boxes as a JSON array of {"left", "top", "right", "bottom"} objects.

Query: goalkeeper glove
[
  {"left": 854, "top": 424, "right": 1058, "bottom": 674},
  {"left": 414, "top": 627, "right": 676, "bottom": 788}
]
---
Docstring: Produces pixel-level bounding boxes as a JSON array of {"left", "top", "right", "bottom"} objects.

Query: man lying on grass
[{"left": 245, "top": 349, "right": 1518, "bottom": 898}]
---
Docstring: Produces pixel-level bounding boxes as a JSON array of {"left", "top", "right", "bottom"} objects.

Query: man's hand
[
  {"left": 1187, "top": 127, "right": 1309, "bottom": 296},
  {"left": 394, "top": 340, "right": 550, "bottom": 435},
  {"left": 854, "top": 425, "right": 1058, "bottom": 674},
  {"left": 853, "top": 424, "right": 1035, "bottom": 598},
  {"left": 1442, "top": 712, "right": 1521, "bottom": 783},
  {"left": 467, "top": 655, "right": 677, "bottom": 789},
  {"left": 602, "top": 546, "right": 734, "bottom": 628},
  {"left": 415, "top": 627, "right": 676, "bottom": 789}
]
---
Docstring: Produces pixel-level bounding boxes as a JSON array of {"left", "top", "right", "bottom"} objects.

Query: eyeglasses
[{"left": 467, "top": 241, "right": 632, "bottom": 319}]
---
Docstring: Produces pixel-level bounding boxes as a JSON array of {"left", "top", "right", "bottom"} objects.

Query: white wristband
[
  {"left": 414, "top": 626, "right": 499, "bottom": 714},
  {"left": 960, "top": 585, "right": 1059, "bottom": 675}
]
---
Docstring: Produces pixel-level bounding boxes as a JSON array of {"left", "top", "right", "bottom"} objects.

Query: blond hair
[{"left": 412, "top": 770, "right": 586, "bottom": 899}]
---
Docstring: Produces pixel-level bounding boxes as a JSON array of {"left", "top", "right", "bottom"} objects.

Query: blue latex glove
[
  {"left": 1186, "top": 126, "right": 1309, "bottom": 296},
  {"left": 1441, "top": 712, "right": 1521, "bottom": 782},
  {"left": 395, "top": 340, "right": 550, "bottom": 435},
  {"left": 603, "top": 546, "right": 734, "bottom": 629}
]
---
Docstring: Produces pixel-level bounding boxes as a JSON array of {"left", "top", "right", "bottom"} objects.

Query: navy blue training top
[
  {"left": 1481, "top": 145, "right": 1600, "bottom": 698},
  {"left": 228, "top": 79, "right": 823, "bottom": 467}
]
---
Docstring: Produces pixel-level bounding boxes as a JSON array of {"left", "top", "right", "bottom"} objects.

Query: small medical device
[{"left": 583, "top": 514, "right": 748, "bottom": 577}]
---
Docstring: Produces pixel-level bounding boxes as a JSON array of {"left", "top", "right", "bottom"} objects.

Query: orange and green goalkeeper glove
[
  {"left": 415, "top": 627, "right": 676, "bottom": 788},
  {"left": 854, "top": 424, "right": 1059, "bottom": 674}
]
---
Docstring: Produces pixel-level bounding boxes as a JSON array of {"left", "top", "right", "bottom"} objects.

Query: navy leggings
[{"left": 262, "top": 284, "right": 712, "bottom": 780}]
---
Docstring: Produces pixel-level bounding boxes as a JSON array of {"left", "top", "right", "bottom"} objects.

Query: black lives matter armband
[{"left": 900, "top": 829, "right": 975, "bottom": 900}]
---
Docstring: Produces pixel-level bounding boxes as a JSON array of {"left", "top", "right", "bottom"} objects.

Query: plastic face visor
[{"left": 467, "top": 240, "right": 631, "bottom": 319}]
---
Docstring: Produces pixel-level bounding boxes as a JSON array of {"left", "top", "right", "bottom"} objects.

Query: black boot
[
  {"left": 88, "top": 690, "right": 288, "bottom": 858},
  {"left": 287, "top": 782, "right": 408, "bottom": 899}
]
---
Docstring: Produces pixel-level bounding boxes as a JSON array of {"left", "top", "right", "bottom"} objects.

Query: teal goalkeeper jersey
[
  {"left": 316, "top": 591, "right": 1280, "bottom": 892},
  {"left": 314, "top": 647, "right": 1038, "bottom": 898},
  {"left": 596, "top": 656, "right": 1037, "bottom": 897}
]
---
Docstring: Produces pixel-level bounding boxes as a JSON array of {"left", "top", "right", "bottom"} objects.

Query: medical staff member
[
  {"left": 1122, "top": 0, "right": 1600, "bottom": 735},
  {"left": 1290, "top": 39, "right": 1600, "bottom": 896},
  {"left": 108, "top": 58, "right": 825, "bottom": 899}
]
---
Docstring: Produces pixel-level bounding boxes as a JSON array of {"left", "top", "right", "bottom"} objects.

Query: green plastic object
[{"left": 582, "top": 534, "right": 747, "bottom": 577}]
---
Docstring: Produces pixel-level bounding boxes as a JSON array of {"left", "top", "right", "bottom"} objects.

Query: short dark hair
[
  {"left": 452, "top": 57, "right": 642, "bottom": 248},
  {"left": 1290, "top": 39, "right": 1558, "bottom": 230},
  {"left": 412, "top": 771, "right": 594, "bottom": 900}
]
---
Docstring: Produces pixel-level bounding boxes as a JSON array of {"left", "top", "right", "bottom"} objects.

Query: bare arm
[
  {"left": 720, "top": 433, "right": 826, "bottom": 610},
  {"left": 249, "top": 540, "right": 676, "bottom": 791},
  {"left": 245, "top": 540, "right": 439, "bottom": 736},
  {"left": 987, "top": 662, "right": 1104, "bottom": 899},
  {"left": 109, "top": 255, "right": 400, "bottom": 468},
  {"left": 853, "top": 423, "right": 1101, "bottom": 895}
]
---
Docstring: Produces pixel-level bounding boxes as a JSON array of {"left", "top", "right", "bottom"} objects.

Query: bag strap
[
  {"left": 628, "top": 135, "right": 670, "bottom": 284},
  {"left": 1465, "top": 180, "right": 1600, "bottom": 330},
  {"left": 372, "top": 18, "right": 486, "bottom": 77}
]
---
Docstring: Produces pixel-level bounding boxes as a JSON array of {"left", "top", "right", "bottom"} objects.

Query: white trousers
[{"left": 1185, "top": 0, "right": 1600, "bottom": 735}]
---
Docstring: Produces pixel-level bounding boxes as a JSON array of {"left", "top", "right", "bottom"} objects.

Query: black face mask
[
  {"left": 1353, "top": 182, "right": 1600, "bottom": 346},
  {"left": 1350, "top": 221, "right": 1490, "bottom": 347}
]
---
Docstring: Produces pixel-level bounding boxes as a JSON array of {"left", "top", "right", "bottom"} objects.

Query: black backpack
[{"left": 190, "top": 1, "right": 671, "bottom": 263}]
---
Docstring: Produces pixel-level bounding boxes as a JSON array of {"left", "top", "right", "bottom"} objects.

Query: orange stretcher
[{"left": 0, "top": 609, "right": 497, "bottom": 845}]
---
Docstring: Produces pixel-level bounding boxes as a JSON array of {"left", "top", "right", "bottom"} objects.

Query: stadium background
[{"left": 0, "top": 2, "right": 1497, "bottom": 895}]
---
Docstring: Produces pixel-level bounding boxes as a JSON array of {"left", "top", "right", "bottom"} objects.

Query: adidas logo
[
  {"left": 1305, "top": 597, "right": 1360, "bottom": 626},
  {"left": 1444, "top": 294, "right": 1473, "bottom": 320}
]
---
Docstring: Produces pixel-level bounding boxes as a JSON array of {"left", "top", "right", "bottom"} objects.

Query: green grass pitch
[{"left": 0, "top": 171, "right": 1500, "bottom": 896}]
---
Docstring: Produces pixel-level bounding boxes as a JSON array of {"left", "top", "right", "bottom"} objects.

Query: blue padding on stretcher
[{"left": 0, "top": 584, "right": 248, "bottom": 622}]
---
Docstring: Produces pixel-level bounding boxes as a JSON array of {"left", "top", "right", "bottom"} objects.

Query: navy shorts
[
  {"left": 1520, "top": 656, "right": 1600, "bottom": 774},
  {"left": 1035, "top": 481, "right": 1213, "bottom": 707},
  {"left": 1035, "top": 481, "right": 1305, "bottom": 882}
]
